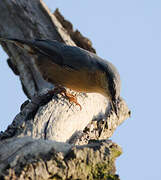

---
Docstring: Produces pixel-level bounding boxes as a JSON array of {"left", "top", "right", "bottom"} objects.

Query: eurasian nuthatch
[{"left": 0, "top": 37, "right": 121, "bottom": 116}]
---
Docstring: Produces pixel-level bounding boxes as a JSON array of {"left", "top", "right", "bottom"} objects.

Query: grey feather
[
  {"left": 0, "top": 37, "right": 115, "bottom": 73},
  {"left": 31, "top": 39, "right": 112, "bottom": 72}
]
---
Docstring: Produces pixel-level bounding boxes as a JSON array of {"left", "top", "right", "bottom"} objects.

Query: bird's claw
[{"left": 47, "top": 86, "right": 82, "bottom": 110}]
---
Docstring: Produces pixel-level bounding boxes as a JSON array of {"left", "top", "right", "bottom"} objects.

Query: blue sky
[{"left": 0, "top": 0, "right": 161, "bottom": 179}]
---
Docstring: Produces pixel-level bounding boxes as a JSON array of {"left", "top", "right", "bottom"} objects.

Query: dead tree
[{"left": 0, "top": 1, "right": 130, "bottom": 179}]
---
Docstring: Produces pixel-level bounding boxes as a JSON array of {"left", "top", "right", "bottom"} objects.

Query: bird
[{"left": 0, "top": 37, "right": 121, "bottom": 116}]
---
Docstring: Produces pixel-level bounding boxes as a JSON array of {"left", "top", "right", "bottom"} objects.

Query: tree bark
[{"left": 0, "top": 0, "right": 130, "bottom": 179}]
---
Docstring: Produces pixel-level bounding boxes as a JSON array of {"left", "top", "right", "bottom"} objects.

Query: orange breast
[{"left": 35, "top": 56, "right": 105, "bottom": 94}]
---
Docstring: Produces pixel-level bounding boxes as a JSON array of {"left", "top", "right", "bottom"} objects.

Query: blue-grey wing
[
  {"left": 33, "top": 39, "right": 105, "bottom": 72},
  {"left": 60, "top": 45, "right": 100, "bottom": 70},
  {"left": 32, "top": 39, "right": 65, "bottom": 66},
  {"left": 0, "top": 38, "right": 108, "bottom": 72}
]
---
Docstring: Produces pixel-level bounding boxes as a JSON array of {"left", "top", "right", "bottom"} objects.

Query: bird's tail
[
  {"left": 0, "top": 37, "right": 26, "bottom": 44},
  {"left": 0, "top": 37, "right": 34, "bottom": 53}
]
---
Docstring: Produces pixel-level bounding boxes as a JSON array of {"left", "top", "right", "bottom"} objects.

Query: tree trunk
[{"left": 0, "top": 0, "right": 130, "bottom": 179}]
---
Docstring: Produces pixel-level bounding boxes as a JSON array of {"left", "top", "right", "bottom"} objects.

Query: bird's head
[{"left": 101, "top": 61, "right": 121, "bottom": 117}]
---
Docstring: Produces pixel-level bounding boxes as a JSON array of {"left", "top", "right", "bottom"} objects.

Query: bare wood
[{"left": 0, "top": 137, "right": 121, "bottom": 179}]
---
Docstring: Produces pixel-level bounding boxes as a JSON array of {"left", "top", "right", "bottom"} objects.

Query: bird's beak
[{"left": 111, "top": 99, "right": 119, "bottom": 118}]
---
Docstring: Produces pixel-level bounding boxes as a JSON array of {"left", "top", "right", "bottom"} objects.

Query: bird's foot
[
  {"left": 31, "top": 87, "right": 82, "bottom": 110},
  {"left": 63, "top": 91, "right": 82, "bottom": 110},
  {"left": 48, "top": 86, "right": 82, "bottom": 110}
]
